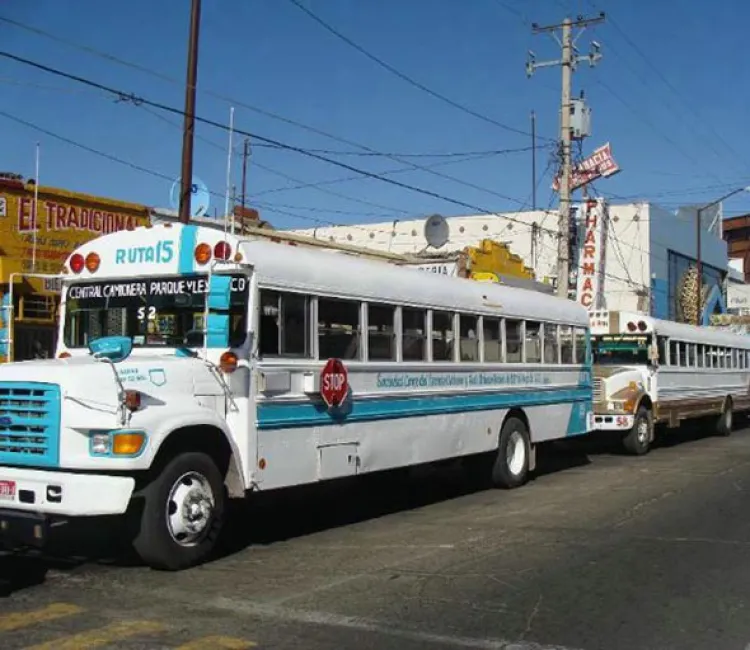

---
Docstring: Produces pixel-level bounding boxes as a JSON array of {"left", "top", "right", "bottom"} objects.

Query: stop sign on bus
[{"left": 320, "top": 358, "right": 348, "bottom": 409}]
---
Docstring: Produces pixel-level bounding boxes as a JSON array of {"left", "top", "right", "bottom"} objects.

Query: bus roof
[
  {"left": 66, "top": 223, "right": 588, "bottom": 326},
  {"left": 590, "top": 310, "right": 750, "bottom": 348}
]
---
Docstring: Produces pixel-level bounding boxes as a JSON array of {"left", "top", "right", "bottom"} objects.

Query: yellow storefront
[{"left": 0, "top": 175, "right": 150, "bottom": 362}]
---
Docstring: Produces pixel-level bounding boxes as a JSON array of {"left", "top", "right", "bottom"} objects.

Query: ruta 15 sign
[{"left": 575, "top": 199, "right": 608, "bottom": 310}]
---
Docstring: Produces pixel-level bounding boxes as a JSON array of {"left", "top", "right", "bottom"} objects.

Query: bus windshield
[
  {"left": 592, "top": 334, "right": 651, "bottom": 365},
  {"left": 63, "top": 274, "right": 249, "bottom": 349}
]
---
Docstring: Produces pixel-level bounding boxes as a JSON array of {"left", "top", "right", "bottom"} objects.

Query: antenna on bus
[
  {"left": 223, "top": 106, "right": 235, "bottom": 237},
  {"left": 32, "top": 141, "right": 40, "bottom": 271}
]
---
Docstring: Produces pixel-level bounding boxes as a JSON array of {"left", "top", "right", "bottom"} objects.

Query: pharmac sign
[{"left": 575, "top": 199, "right": 608, "bottom": 310}]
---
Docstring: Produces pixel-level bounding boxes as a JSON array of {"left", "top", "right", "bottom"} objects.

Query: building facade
[
  {"left": 288, "top": 200, "right": 730, "bottom": 324},
  {"left": 0, "top": 175, "right": 151, "bottom": 362}
]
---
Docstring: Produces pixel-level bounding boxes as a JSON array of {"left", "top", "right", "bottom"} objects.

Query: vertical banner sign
[{"left": 575, "top": 198, "right": 608, "bottom": 310}]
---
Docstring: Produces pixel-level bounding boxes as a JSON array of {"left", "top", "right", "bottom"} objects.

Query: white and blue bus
[{"left": 0, "top": 223, "right": 593, "bottom": 569}]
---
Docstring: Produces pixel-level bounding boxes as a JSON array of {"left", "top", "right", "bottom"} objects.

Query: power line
[
  {"left": 597, "top": 7, "right": 749, "bottom": 174},
  {"left": 0, "top": 103, "right": 657, "bottom": 290},
  {"left": 0, "top": 15, "right": 549, "bottom": 161},
  {"left": 0, "top": 50, "right": 557, "bottom": 218},
  {"left": 285, "top": 0, "right": 551, "bottom": 141},
  {"left": 0, "top": 14, "right": 548, "bottom": 209}
]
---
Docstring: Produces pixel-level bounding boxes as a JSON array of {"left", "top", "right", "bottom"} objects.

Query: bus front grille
[{"left": 0, "top": 382, "right": 61, "bottom": 467}]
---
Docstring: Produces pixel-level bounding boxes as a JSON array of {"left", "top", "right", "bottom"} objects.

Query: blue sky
[{"left": 2, "top": 0, "right": 750, "bottom": 230}]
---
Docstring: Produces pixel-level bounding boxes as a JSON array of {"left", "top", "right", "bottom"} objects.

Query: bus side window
[
  {"left": 573, "top": 327, "right": 587, "bottom": 365},
  {"left": 483, "top": 318, "right": 502, "bottom": 362},
  {"left": 543, "top": 323, "right": 559, "bottom": 364},
  {"left": 318, "top": 298, "right": 361, "bottom": 360},
  {"left": 402, "top": 308, "right": 426, "bottom": 361},
  {"left": 525, "top": 321, "right": 542, "bottom": 363},
  {"left": 560, "top": 326, "right": 574, "bottom": 364},
  {"left": 368, "top": 303, "right": 396, "bottom": 361},
  {"left": 431, "top": 311, "right": 454, "bottom": 362},
  {"left": 459, "top": 314, "right": 479, "bottom": 362},
  {"left": 259, "top": 290, "right": 280, "bottom": 356},
  {"left": 505, "top": 319, "right": 522, "bottom": 363},
  {"left": 658, "top": 337, "right": 669, "bottom": 365},
  {"left": 259, "top": 290, "right": 311, "bottom": 358}
]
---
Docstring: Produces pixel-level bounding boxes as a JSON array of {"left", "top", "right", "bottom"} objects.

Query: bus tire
[
  {"left": 491, "top": 417, "right": 530, "bottom": 489},
  {"left": 622, "top": 406, "right": 652, "bottom": 456},
  {"left": 131, "top": 451, "right": 225, "bottom": 571},
  {"left": 716, "top": 400, "right": 733, "bottom": 437}
]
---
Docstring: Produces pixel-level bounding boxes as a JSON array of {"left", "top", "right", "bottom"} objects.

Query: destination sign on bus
[{"left": 67, "top": 274, "right": 247, "bottom": 302}]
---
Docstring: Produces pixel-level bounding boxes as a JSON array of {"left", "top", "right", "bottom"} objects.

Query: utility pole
[
  {"left": 179, "top": 0, "right": 202, "bottom": 225},
  {"left": 526, "top": 12, "right": 604, "bottom": 298},
  {"left": 531, "top": 110, "right": 537, "bottom": 210},
  {"left": 241, "top": 138, "right": 251, "bottom": 210}
]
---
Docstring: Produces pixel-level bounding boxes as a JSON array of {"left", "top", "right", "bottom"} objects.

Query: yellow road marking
[
  {"left": 176, "top": 636, "right": 257, "bottom": 649},
  {"left": 22, "top": 620, "right": 166, "bottom": 650},
  {"left": 0, "top": 603, "right": 83, "bottom": 632}
]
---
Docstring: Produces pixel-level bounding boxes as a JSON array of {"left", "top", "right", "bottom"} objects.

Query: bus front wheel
[
  {"left": 622, "top": 406, "right": 652, "bottom": 455},
  {"left": 130, "top": 451, "right": 226, "bottom": 571},
  {"left": 491, "top": 417, "right": 530, "bottom": 489}
]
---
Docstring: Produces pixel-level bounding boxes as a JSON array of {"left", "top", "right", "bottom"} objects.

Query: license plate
[{"left": 0, "top": 480, "right": 16, "bottom": 501}]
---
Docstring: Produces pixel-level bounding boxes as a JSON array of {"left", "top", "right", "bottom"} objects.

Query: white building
[{"left": 288, "top": 200, "right": 730, "bottom": 324}]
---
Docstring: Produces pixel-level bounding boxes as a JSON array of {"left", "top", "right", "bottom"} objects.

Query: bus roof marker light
[
  {"left": 214, "top": 241, "right": 232, "bottom": 261},
  {"left": 85, "top": 252, "right": 100, "bottom": 273},
  {"left": 626, "top": 321, "right": 636, "bottom": 332},
  {"left": 637, "top": 320, "right": 647, "bottom": 332},
  {"left": 69, "top": 253, "right": 84, "bottom": 274},
  {"left": 194, "top": 243, "right": 212, "bottom": 265}
]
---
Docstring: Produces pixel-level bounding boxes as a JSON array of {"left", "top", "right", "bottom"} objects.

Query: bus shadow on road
[{"left": 218, "top": 448, "right": 594, "bottom": 558}]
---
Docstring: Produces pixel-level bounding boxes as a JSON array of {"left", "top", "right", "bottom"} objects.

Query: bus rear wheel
[
  {"left": 491, "top": 417, "right": 530, "bottom": 489},
  {"left": 716, "top": 400, "right": 733, "bottom": 437},
  {"left": 130, "top": 451, "right": 226, "bottom": 571},
  {"left": 622, "top": 406, "right": 652, "bottom": 455}
]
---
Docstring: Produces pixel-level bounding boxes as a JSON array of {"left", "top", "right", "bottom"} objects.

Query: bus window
[
  {"left": 483, "top": 318, "right": 502, "bottom": 362},
  {"left": 560, "top": 326, "right": 574, "bottom": 364},
  {"left": 318, "top": 298, "right": 360, "bottom": 360},
  {"left": 259, "top": 290, "right": 310, "bottom": 358},
  {"left": 543, "top": 324, "right": 559, "bottom": 364},
  {"left": 431, "top": 311, "right": 454, "bottom": 361},
  {"left": 525, "top": 321, "right": 542, "bottom": 363},
  {"left": 402, "top": 308, "right": 426, "bottom": 361},
  {"left": 506, "top": 319, "right": 522, "bottom": 363},
  {"left": 459, "top": 315, "right": 479, "bottom": 362},
  {"left": 574, "top": 327, "right": 587, "bottom": 365},
  {"left": 367, "top": 303, "right": 396, "bottom": 361}
]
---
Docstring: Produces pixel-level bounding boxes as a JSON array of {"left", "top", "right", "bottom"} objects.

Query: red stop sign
[{"left": 320, "top": 358, "right": 348, "bottom": 409}]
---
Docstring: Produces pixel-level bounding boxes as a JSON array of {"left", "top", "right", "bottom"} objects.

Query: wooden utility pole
[
  {"left": 179, "top": 0, "right": 202, "bottom": 224},
  {"left": 526, "top": 12, "right": 604, "bottom": 298}
]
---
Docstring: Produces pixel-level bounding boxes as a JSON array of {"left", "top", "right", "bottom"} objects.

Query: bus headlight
[
  {"left": 90, "top": 433, "right": 111, "bottom": 455},
  {"left": 89, "top": 430, "right": 147, "bottom": 457}
]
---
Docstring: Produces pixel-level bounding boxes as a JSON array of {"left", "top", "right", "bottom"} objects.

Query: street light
[{"left": 695, "top": 185, "right": 750, "bottom": 325}]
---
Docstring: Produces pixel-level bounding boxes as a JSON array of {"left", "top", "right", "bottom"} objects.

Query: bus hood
[{"left": 0, "top": 355, "right": 223, "bottom": 415}]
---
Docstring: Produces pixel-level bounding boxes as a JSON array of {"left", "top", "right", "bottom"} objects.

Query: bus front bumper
[
  {"left": 593, "top": 414, "right": 634, "bottom": 431},
  {"left": 0, "top": 467, "right": 135, "bottom": 517}
]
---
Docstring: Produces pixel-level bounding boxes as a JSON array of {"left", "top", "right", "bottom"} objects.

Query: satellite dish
[
  {"left": 169, "top": 176, "right": 210, "bottom": 217},
  {"left": 423, "top": 214, "right": 449, "bottom": 249}
]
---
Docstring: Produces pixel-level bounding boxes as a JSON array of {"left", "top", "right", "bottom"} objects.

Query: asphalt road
[{"left": 2, "top": 420, "right": 750, "bottom": 649}]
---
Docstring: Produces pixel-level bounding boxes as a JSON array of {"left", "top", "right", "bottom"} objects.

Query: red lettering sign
[{"left": 320, "top": 358, "right": 349, "bottom": 409}]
